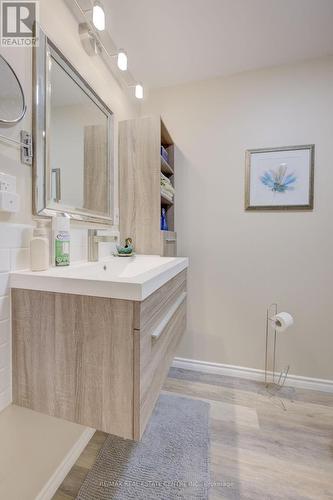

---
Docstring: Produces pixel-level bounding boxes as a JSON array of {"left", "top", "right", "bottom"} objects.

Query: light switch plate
[
  {"left": 0, "top": 173, "right": 16, "bottom": 193},
  {"left": 0, "top": 191, "right": 19, "bottom": 212}
]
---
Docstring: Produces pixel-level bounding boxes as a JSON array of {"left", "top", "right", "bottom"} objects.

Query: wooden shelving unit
[
  {"left": 160, "top": 120, "right": 175, "bottom": 237},
  {"left": 119, "top": 116, "right": 177, "bottom": 256},
  {"left": 161, "top": 193, "right": 173, "bottom": 206},
  {"left": 160, "top": 156, "right": 174, "bottom": 176}
]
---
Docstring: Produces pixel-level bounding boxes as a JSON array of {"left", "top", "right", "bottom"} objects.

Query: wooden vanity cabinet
[
  {"left": 12, "top": 270, "right": 186, "bottom": 440},
  {"left": 133, "top": 269, "right": 186, "bottom": 438}
]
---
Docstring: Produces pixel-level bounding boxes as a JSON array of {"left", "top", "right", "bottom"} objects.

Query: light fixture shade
[
  {"left": 79, "top": 23, "right": 102, "bottom": 56},
  {"left": 135, "top": 83, "right": 144, "bottom": 99},
  {"left": 93, "top": 1, "right": 105, "bottom": 31},
  {"left": 117, "top": 50, "right": 127, "bottom": 71}
]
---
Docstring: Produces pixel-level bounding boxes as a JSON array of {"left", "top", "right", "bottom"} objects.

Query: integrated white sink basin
[{"left": 10, "top": 255, "right": 189, "bottom": 301}]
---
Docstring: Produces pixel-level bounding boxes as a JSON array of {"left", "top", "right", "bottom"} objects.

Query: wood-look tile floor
[{"left": 53, "top": 367, "right": 333, "bottom": 500}]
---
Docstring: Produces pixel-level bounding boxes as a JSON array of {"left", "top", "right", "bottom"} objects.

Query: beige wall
[
  {"left": 144, "top": 57, "right": 333, "bottom": 380},
  {"left": 0, "top": 0, "right": 139, "bottom": 225}
]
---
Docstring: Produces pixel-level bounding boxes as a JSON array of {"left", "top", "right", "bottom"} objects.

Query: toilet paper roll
[{"left": 270, "top": 312, "right": 294, "bottom": 332}]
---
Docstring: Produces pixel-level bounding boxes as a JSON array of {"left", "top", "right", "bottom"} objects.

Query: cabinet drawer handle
[
  {"left": 165, "top": 238, "right": 176, "bottom": 242},
  {"left": 151, "top": 292, "right": 187, "bottom": 340}
]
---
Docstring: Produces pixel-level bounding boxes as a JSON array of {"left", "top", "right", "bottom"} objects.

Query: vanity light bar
[
  {"left": 135, "top": 83, "right": 144, "bottom": 99},
  {"left": 117, "top": 50, "right": 127, "bottom": 71},
  {"left": 110, "top": 49, "right": 128, "bottom": 71},
  {"left": 72, "top": 0, "right": 144, "bottom": 100},
  {"left": 127, "top": 83, "right": 144, "bottom": 100},
  {"left": 92, "top": 1, "right": 105, "bottom": 31}
]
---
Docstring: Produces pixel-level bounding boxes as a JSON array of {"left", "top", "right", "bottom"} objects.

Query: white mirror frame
[{"left": 33, "top": 29, "right": 114, "bottom": 225}]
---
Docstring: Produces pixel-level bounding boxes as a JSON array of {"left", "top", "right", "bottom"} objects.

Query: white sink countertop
[{"left": 10, "top": 255, "right": 189, "bottom": 301}]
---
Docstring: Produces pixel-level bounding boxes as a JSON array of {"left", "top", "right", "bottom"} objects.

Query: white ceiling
[{"left": 105, "top": 0, "right": 333, "bottom": 89}]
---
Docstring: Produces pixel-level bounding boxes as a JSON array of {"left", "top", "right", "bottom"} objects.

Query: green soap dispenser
[{"left": 52, "top": 215, "right": 70, "bottom": 266}]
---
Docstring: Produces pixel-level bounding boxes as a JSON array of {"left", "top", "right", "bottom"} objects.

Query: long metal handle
[
  {"left": 151, "top": 292, "right": 187, "bottom": 340},
  {"left": 165, "top": 238, "right": 176, "bottom": 242},
  {"left": 52, "top": 168, "right": 61, "bottom": 202}
]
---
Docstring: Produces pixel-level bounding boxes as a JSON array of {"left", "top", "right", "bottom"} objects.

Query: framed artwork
[{"left": 245, "top": 144, "right": 314, "bottom": 210}]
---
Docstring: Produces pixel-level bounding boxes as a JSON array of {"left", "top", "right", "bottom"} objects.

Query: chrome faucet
[{"left": 88, "top": 229, "right": 118, "bottom": 262}]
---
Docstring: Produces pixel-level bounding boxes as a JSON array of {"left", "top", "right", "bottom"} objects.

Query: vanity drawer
[
  {"left": 134, "top": 292, "right": 186, "bottom": 439},
  {"left": 134, "top": 269, "right": 186, "bottom": 331}
]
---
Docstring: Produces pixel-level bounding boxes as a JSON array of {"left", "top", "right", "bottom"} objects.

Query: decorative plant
[{"left": 260, "top": 163, "right": 297, "bottom": 193}]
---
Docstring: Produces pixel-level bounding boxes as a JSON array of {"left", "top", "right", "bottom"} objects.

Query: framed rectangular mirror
[{"left": 33, "top": 29, "right": 114, "bottom": 224}]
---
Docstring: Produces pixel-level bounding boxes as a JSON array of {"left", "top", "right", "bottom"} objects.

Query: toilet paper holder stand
[{"left": 264, "top": 303, "right": 290, "bottom": 391}]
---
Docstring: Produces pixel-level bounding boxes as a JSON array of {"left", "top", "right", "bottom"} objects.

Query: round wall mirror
[{"left": 0, "top": 54, "right": 26, "bottom": 124}]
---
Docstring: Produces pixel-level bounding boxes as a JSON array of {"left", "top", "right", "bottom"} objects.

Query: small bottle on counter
[
  {"left": 53, "top": 215, "right": 70, "bottom": 266},
  {"left": 30, "top": 220, "right": 50, "bottom": 271}
]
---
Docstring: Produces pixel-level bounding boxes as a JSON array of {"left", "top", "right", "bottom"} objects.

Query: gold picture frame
[{"left": 245, "top": 144, "right": 315, "bottom": 211}]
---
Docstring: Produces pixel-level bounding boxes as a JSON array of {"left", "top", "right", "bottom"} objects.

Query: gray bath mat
[{"left": 76, "top": 393, "right": 210, "bottom": 500}]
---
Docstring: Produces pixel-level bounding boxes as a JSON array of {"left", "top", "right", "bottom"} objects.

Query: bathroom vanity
[
  {"left": 11, "top": 256, "right": 188, "bottom": 440},
  {"left": 12, "top": 30, "right": 189, "bottom": 442}
]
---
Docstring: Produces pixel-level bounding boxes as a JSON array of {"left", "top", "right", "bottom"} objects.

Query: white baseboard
[
  {"left": 35, "top": 427, "right": 95, "bottom": 500},
  {"left": 172, "top": 357, "right": 333, "bottom": 393}
]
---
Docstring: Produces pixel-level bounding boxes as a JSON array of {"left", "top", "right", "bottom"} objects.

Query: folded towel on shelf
[
  {"left": 161, "top": 182, "right": 175, "bottom": 195},
  {"left": 161, "top": 172, "right": 170, "bottom": 183},
  {"left": 160, "top": 173, "right": 175, "bottom": 195},
  {"left": 161, "top": 188, "right": 174, "bottom": 202}
]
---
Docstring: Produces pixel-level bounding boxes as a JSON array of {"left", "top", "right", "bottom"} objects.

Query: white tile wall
[
  {"left": 70, "top": 228, "right": 88, "bottom": 262},
  {"left": 0, "top": 320, "right": 10, "bottom": 345},
  {"left": 0, "top": 250, "right": 10, "bottom": 273},
  {"left": 0, "top": 222, "right": 119, "bottom": 414},
  {"left": 0, "top": 297, "right": 10, "bottom": 321},
  {"left": 10, "top": 248, "right": 31, "bottom": 271},
  {"left": 0, "top": 223, "right": 32, "bottom": 413},
  {"left": 0, "top": 273, "right": 9, "bottom": 296},
  {"left": 70, "top": 227, "right": 119, "bottom": 262}
]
